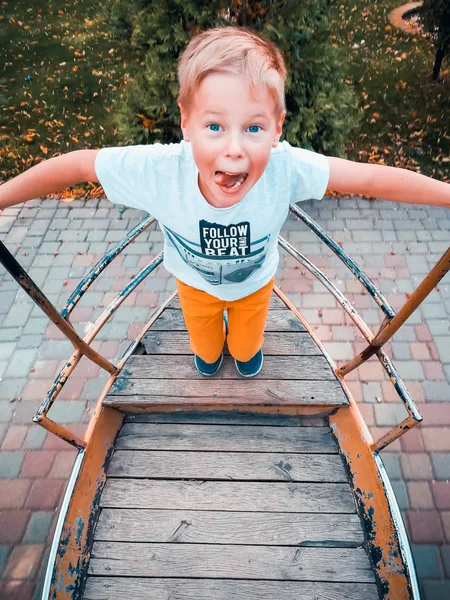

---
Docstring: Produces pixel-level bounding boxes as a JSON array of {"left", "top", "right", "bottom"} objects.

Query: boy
[{"left": 0, "top": 26, "right": 449, "bottom": 378}]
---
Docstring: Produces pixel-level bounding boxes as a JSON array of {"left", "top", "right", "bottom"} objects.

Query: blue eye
[
  {"left": 208, "top": 124, "right": 221, "bottom": 132},
  {"left": 248, "top": 125, "right": 261, "bottom": 133}
]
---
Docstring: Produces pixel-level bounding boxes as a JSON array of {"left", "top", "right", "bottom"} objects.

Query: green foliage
[{"left": 109, "top": 0, "right": 360, "bottom": 154}]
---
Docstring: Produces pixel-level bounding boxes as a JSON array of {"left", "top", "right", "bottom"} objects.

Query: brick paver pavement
[{"left": 0, "top": 196, "right": 449, "bottom": 599}]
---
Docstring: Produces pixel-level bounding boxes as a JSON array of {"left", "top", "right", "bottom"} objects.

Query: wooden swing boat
[{"left": 1, "top": 203, "right": 449, "bottom": 600}]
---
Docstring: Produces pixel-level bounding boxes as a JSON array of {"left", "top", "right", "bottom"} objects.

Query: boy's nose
[{"left": 225, "top": 135, "right": 244, "bottom": 159}]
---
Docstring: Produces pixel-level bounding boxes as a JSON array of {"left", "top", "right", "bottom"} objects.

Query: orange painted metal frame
[{"left": 46, "top": 292, "right": 177, "bottom": 598}]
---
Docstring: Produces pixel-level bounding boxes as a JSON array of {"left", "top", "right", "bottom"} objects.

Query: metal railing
[
  {"left": 0, "top": 215, "right": 160, "bottom": 449},
  {"left": 1, "top": 205, "right": 448, "bottom": 452},
  {"left": 281, "top": 203, "right": 449, "bottom": 452}
]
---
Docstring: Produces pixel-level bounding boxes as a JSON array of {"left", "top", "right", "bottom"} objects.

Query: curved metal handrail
[
  {"left": 282, "top": 204, "right": 449, "bottom": 452},
  {"left": 0, "top": 216, "right": 162, "bottom": 449},
  {"left": 2, "top": 206, "right": 447, "bottom": 452},
  {"left": 61, "top": 214, "right": 156, "bottom": 318},
  {"left": 289, "top": 203, "right": 396, "bottom": 317},
  {"left": 278, "top": 233, "right": 422, "bottom": 452}
]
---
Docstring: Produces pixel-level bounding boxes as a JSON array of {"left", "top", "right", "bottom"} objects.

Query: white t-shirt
[{"left": 95, "top": 140, "right": 329, "bottom": 301}]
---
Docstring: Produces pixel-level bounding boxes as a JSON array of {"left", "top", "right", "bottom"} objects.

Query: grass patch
[
  {"left": 329, "top": 0, "right": 450, "bottom": 181},
  {"left": 0, "top": 0, "right": 132, "bottom": 195}
]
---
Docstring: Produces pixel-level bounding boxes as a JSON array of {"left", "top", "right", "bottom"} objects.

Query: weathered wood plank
[
  {"left": 116, "top": 423, "right": 337, "bottom": 452},
  {"left": 84, "top": 577, "right": 380, "bottom": 600},
  {"left": 125, "top": 411, "right": 327, "bottom": 426},
  {"left": 168, "top": 294, "right": 286, "bottom": 310},
  {"left": 151, "top": 309, "right": 306, "bottom": 332},
  {"left": 107, "top": 402, "right": 338, "bottom": 417},
  {"left": 88, "top": 543, "right": 375, "bottom": 582},
  {"left": 95, "top": 508, "right": 364, "bottom": 546},
  {"left": 107, "top": 450, "right": 347, "bottom": 482},
  {"left": 100, "top": 480, "right": 355, "bottom": 513},
  {"left": 142, "top": 331, "right": 321, "bottom": 355},
  {"left": 107, "top": 379, "right": 347, "bottom": 406},
  {"left": 120, "top": 355, "right": 335, "bottom": 380}
]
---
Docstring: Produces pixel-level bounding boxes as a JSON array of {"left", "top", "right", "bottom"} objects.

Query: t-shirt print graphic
[{"left": 163, "top": 221, "right": 270, "bottom": 285}]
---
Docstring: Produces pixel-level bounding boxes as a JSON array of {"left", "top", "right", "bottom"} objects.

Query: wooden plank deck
[
  {"left": 103, "top": 292, "right": 349, "bottom": 412},
  {"left": 83, "top": 411, "right": 379, "bottom": 599},
  {"left": 84, "top": 294, "right": 380, "bottom": 599}
]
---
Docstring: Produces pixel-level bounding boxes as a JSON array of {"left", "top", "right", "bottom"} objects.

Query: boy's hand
[
  {"left": 0, "top": 149, "right": 99, "bottom": 211},
  {"left": 327, "top": 157, "right": 450, "bottom": 209}
]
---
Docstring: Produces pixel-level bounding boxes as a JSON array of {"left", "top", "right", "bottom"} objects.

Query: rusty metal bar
[
  {"left": 373, "top": 415, "right": 420, "bottom": 454},
  {"left": 38, "top": 415, "right": 85, "bottom": 450},
  {"left": 32, "top": 253, "right": 163, "bottom": 446},
  {"left": 278, "top": 235, "right": 375, "bottom": 342},
  {"left": 84, "top": 253, "right": 164, "bottom": 344},
  {"left": 340, "top": 247, "right": 450, "bottom": 376},
  {"left": 61, "top": 215, "right": 155, "bottom": 318},
  {"left": 0, "top": 241, "right": 117, "bottom": 374},
  {"left": 289, "top": 203, "right": 396, "bottom": 317},
  {"left": 33, "top": 349, "right": 82, "bottom": 423}
]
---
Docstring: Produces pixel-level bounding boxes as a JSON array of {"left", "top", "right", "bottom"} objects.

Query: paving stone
[
  {"left": 375, "top": 403, "right": 408, "bottom": 427},
  {"left": 391, "top": 479, "right": 409, "bottom": 509},
  {"left": 0, "top": 377, "right": 26, "bottom": 401},
  {"left": 22, "top": 318, "right": 48, "bottom": 336},
  {"left": 43, "top": 229, "right": 59, "bottom": 242},
  {"left": 48, "top": 401, "right": 86, "bottom": 423},
  {"left": 0, "top": 544, "right": 10, "bottom": 574},
  {"left": 441, "top": 546, "right": 450, "bottom": 579},
  {"left": 431, "top": 453, "right": 450, "bottom": 480},
  {"left": 4, "top": 349, "right": 38, "bottom": 378},
  {"left": 401, "top": 453, "right": 434, "bottom": 480},
  {"left": 422, "top": 381, "right": 450, "bottom": 402},
  {"left": 380, "top": 453, "right": 402, "bottom": 480},
  {"left": 391, "top": 342, "right": 411, "bottom": 360},
  {"left": 394, "top": 361, "right": 425, "bottom": 381},
  {"left": 37, "top": 340, "right": 72, "bottom": 360},
  {"left": 407, "top": 510, "right": 444, "bottom": 543},
  {"left": 3, "top": 542, "right": 44, "bottom": 580},
  {"left": 422, "top": 580, "right": 450, "bottom": 600},
  {"left": 0, "top": 423, "right": 7, "bottom": 446},
  {"left": 411, "top": 544, "right": 442, "bottom": 579},
  {"left": 23, "top": 511, "right": 54, "bottom": 544},
  {"left": 433, "top": 337, "right": 450, "bottom": 363},
  {"left": 0, "top": 451, "right": 25, "bottom": 478},
  {"left": 22, "top": 427, "right": 47, "bottom": 450},
  {"left": 407, "top": 482, "right": 434, "bottom": 509},
  {"left": 2, "top": 303, "right": 33, "bottom": 328}
]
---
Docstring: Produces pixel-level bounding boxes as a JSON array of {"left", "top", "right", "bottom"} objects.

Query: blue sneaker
[
  {"left": 235, "top": 350, "right": 263, "bottom": 377},
  {"left": 194, "top": 353, "right": 223, "bottom": 376}
]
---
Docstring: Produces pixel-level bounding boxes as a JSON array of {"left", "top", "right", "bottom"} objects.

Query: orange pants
[{"left": 177, "top": 277, "right": 274, "bottom": 363}]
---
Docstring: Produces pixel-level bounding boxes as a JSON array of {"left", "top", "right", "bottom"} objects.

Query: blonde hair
[{"left": 178, "top": 26, "right": 287, "bottom": 116}]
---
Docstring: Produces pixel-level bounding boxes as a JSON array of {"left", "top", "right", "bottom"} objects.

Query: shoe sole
[
  {"left": 235, "top": 353, "right": 264, "bottom": 378},
  {"left": 194, "top": 353, "right": 223, "bottom": 377}
]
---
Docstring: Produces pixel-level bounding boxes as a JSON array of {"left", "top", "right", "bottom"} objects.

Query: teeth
[{"left": 230, "top": 175, "right": 245, "bottom": 189}]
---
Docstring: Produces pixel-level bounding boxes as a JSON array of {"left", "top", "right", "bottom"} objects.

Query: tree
[
  {"left": 419, "top": 0, "right": 450, "bottom": 81},
  {"left": 109, "top": 0, "right": 360, "bottom": 155}
]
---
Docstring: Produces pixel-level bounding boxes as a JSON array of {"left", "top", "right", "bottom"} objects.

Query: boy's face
[{"left": 180, "top": 72, "right": 285, "bottom": 208}]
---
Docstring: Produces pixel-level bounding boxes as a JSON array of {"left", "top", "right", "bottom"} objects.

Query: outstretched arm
[
  {"left": 327, "top": 156, "right": 450, "bottom": 209},
  {"left": 0, "top": 149, "right": 99, "bottom": 210}
]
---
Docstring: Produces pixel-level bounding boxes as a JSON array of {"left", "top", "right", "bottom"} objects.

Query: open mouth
[{"left": 214, "top": 171, "right": 248, "bottom": 191}]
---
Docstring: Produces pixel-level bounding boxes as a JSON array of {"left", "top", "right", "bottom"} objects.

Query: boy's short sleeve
[
  {"left": 95, "top": 145, "right": 153, "bottom": 212},
  {"left": 288, "top": 145, "right": 330, "bottom": 203}
]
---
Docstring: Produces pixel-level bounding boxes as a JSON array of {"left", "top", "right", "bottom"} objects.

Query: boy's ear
[
  {"left": 272, "top": 110, "right": 286, "bottom": 147},
  {"left": 179, "top": 103, "right": 190, "bottom": 142}
]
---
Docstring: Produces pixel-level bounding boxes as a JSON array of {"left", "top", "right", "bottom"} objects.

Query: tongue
[{"left": 214, "top": 171, "right": 242, "bottom": 188}]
